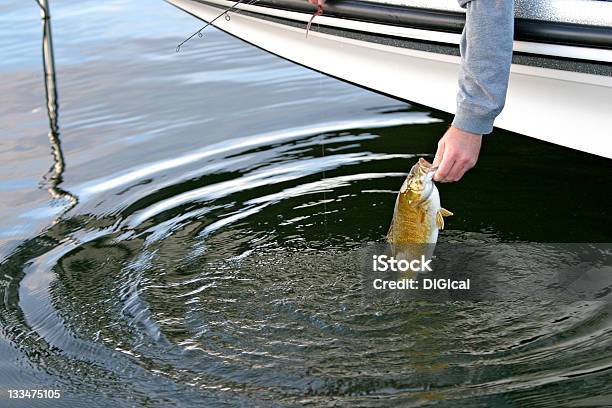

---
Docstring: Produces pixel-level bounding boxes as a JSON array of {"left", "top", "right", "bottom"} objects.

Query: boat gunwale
[
  {"left": 221, "top": 0, "right": 612, "bottom": 50},
  {"left": 187, "top": 0, "right": 612, "bottom": 75}
]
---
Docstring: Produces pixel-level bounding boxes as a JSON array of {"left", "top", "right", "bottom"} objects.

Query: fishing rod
[{"left": 176, "top": 0, "right": 255, "bottom": 52}]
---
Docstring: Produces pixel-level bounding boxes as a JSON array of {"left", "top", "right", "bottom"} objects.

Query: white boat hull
[{"left": 168, "top": 0, "right": 612, "bottom": 159}]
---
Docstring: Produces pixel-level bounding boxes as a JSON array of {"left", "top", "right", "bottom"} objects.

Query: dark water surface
[{"left": 1, "top": 0, "right": 612, "bottom": 406}]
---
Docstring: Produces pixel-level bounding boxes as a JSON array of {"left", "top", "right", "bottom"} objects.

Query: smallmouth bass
[{"left": 387, "top": 158, "right": 453, "bottom": 244}]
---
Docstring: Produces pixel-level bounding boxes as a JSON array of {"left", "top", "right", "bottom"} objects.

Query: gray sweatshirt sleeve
[{"left": 452, "top": 0, "right": 514, "bottom": 135}]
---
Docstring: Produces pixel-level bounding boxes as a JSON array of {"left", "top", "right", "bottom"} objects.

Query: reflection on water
[
  {"left": 39, "top": 1, "right": 78, "bottom": 217},
  {"left": 1, "top": 0, "right": 612, "bottom": 406}
]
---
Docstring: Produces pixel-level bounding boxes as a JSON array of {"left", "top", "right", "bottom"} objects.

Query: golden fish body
[{"left": 387, "top": 158, "right": 452, "bottom": 245}]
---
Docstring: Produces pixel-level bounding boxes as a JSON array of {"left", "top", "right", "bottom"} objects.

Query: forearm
[{"left": 453, "top": 0, "right": 514, "bottom": 135}]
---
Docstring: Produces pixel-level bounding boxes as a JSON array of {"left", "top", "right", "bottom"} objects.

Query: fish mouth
[
  {"left": 420, "top": 161, "right": 438, "bottom": 185},
  {"left": 417, "top": 158, "right": 433, "bottom": 167},
  {"left": 404, "top": 159, "right": 437, "bottom": 206},
  {"left": 417, "top": 158, "right": 437, "bottom": 170},
  {"left": 414, "top": 159, "right": 438, "bottom": 180}
]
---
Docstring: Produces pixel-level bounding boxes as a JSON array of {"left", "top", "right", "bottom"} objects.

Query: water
[{"left": 1, "top": 0, "right": 612, "bottom": 406}]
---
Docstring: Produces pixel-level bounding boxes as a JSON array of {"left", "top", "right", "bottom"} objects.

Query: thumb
[
  {"left": 432, "top": 141, "right": 445, "bottom": 181},
  {"left": 432, "top": 141, "right": 444, "bottom": 167}
]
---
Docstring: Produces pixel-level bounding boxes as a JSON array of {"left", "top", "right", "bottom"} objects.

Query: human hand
[{"left": 432, "top": 126, "right": 482, "bottom": 182}]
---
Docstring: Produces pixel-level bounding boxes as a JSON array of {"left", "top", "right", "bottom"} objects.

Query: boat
[{"left": 166, "top": 0, "right": 612, "bottom": 159}]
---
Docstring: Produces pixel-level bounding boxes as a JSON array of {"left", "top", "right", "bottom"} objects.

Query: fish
[{"left": 387, "top": 158, "right": 453, "bottom": 245}]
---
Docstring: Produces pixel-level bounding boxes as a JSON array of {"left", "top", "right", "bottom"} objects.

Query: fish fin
[
  {"left": 440, "top": 208, "right": 453, "bottom": 217},
  {"left": 436, "top": 211, "right": 445, "bottom": 230},
  {"left": 386, "top": 222, "right": 394, "bottom": 243},
  {"left": 436, "top": 208, "right": 453, "bottom": 230}
]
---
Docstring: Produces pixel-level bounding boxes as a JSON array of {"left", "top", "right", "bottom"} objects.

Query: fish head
[{"left": 399, "top": 158, "right": 437, "bottom": 207}]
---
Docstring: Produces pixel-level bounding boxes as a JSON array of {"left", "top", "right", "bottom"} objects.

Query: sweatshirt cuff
[{"left": 452, "top": 105, "right": 496, "bottom": 135}]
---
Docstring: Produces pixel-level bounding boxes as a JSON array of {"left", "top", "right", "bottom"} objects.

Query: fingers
[
  {"left": 434, "top": 155, "right": 455, "bottom": 182},
  {"left": 445, "top": 154, "right": 477, "bottom": 182},
  {"left": 434, "top": 150, "right": 477, "bottom": 182},
  {"left": 457, "top": 152, "right": 478, "bottom": 180},
  {"left": 434, "top": 140, "right": 471, "bottom": 182},
  {"left": 449, "top": 162, "right": 469, "bottom": 182},
  {"left": 438, "top": 159, "right": 458, "bottom": 182},
  {"left": 432, "top": 127, "right": 481, "bottom": 182},
  {"left": 456, "top": 156, "right": 477, "bottom": 180}
]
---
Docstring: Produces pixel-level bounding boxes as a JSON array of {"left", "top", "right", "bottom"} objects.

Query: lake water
[{"left": 1, "top": 0, "right": 612, "bottom": 406}]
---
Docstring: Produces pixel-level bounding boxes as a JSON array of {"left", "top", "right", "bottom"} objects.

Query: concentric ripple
[{"left": 2, "top": 114, "right": 612, "bottom": 407}]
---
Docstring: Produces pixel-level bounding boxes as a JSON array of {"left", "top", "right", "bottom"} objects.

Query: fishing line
[
  {"left": 319, "top": 68, "right": 328, "bottom": 235},
  {"left": 176, "top": 0, "right": 251, "bottom": 52},
  {"left": 307, "top": 9, "right": 328, "bottom": 234}
]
